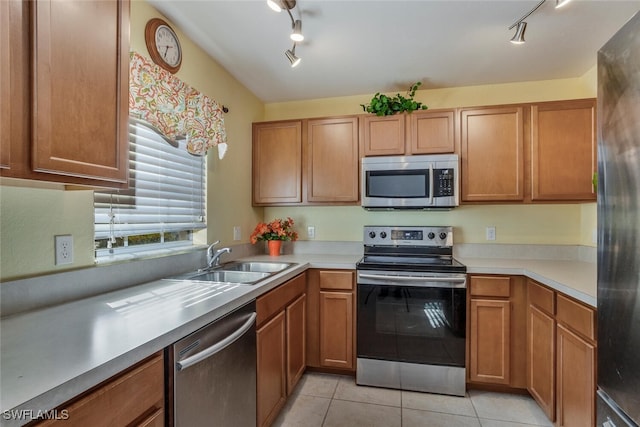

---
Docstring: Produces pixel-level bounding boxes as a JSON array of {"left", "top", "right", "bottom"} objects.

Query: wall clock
[{"left": 144, "top": 18, "right": 182, "bottom": 74}]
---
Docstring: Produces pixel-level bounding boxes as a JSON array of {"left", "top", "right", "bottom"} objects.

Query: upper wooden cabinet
[
  {"left": 0, "top": 0, "right": 11, "bottom": 170},
  {"left": 460, "top": 106, "right": 525, "bottom": 202},
  {"left": 361, "top": 110, "right": 456, "bottom": 156},
  {"left": 306, "top": 117, "right": 359, "bottom": 203},
  {"left": 252, "top": 121, "right": 303, "bottom": 204},
  {"left": 252, "top": 117, "right": 359, "bottom": 206},
  {"left": 1, "top": 0, "right": 130, "bottom": 188},
  {"left": 530, "top": 99, "right": 596, "bottom": 201}
]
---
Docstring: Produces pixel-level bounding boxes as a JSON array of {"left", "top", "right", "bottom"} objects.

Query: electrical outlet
[
  {"left": 233, "top": 226, "right": 241, "bottom": 241},
  {"left": 307, "top": 226, "right": 315, "bottom": 239},
  {"left": 485, "top": 226, "right": 496, "bottom": 241},
  {"left": 55, "top": 235, "right": 74, "bottom": 265}
]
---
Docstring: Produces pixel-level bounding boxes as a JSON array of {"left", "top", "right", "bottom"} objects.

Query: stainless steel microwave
[{"left": 361, "top": 154, "right": 459, "bottom": 209}]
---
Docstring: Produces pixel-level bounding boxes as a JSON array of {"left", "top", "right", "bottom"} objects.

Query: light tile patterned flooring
[{"left": 274, "top": 372, "right": 553, "bottom": 427}]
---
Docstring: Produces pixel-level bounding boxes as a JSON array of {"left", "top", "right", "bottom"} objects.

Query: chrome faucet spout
[{"left": 208, "top": 247, "right": 232, "bottom": 268}]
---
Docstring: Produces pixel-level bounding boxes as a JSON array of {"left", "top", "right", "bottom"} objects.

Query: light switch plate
[
  {"left": 307, "top": 226, "right": 315, "bottom": 239},
  {"left": 55, "top": 235, "right": 74, "bottom": 265},
  {"left": 233, "top": 226, "right": 241, "bottom": 241}
]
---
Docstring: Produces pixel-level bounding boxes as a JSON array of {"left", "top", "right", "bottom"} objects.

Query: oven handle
[{"left": 358, "top": 273, "right": 466, "bottom": 288}]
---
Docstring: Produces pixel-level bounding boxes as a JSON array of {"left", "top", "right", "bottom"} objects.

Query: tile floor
[{"left": 273, "top": 372, "right": 553, "bottom": 427}]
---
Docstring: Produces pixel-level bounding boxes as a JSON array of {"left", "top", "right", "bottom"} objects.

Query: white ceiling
[{"left": 149, "top": 0, "right": 640, "bottom": 103}]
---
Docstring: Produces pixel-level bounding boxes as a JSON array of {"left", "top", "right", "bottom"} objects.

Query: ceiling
[{"left": 149, "top": 0, "right": 640, "bottom": 103}]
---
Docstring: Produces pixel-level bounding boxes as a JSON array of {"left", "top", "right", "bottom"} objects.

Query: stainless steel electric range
[{"left": 356, "top": 226, "right": 467, "bottom": 396}]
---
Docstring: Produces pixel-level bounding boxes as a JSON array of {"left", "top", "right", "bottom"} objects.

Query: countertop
[
  {"left": 0, "top": 252, "right": 595, "bottom": 426},
  {"left": 459, "top": 256, "right": 597, "bottom": 307}
]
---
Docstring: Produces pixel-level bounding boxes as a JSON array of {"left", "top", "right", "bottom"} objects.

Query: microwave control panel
[{"left": 434, "top": 168, "right": 454, "bottom": 197}]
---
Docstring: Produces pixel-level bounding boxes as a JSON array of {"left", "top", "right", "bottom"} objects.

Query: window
[{"left": 94, "top": 120, "right": 206, "bottom": 261}]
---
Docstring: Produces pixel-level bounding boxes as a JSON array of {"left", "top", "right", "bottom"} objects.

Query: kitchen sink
[
  {"left": 165, "top": 261, "right": 296, "bottom": 285},
  {"left": 221, "top": 261, "right": 293, "bottom": 273},
  {"left": 187, "top": 270, "right": 271, "bottom": 284}
]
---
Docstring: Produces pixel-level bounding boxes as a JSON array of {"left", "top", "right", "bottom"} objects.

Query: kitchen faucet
[{"left": 206, "top": 241, "right": 232, "bottom": 268}]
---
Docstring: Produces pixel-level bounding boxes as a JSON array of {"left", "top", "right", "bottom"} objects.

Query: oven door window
[
  {"left": 357, "top": 284, "right": 466, "bottom": 367},
  {"left": 366, "top": 170, "right": 429, "bottom": 199}
]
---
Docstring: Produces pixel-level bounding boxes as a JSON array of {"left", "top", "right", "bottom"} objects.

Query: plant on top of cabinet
[{"left": 360, "top": 82, "right": 428, "bottom": 116}]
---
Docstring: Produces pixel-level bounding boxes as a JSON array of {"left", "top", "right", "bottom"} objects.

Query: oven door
[{"left": 357, "top": 271, "right": 466, "bottom": 367}]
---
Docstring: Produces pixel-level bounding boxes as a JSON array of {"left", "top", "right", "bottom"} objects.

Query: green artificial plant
[{"left": 360, "top": 82, "right": 428, "bottom": 116}]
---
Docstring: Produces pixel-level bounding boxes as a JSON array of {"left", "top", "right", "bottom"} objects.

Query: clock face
[{"left": 155, "top": 25, "right": 181, "bottom": 67}]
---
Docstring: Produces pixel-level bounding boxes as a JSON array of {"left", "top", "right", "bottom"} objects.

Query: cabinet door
[
  {"left": 469, "top": 298, "right": 511, "bottom": 384},
  {"left": 527, "top": 304, "right": 556, "bottom": 421},
  {"left": 32, "top": 0, "right": 129, "bottom": 184},
  {"left": 253, "top": 121, "right": 302, "bottom": 204},
  {"left": 319, "top": 291, "right": 354, "bottom": 369},
  {"left": 257, "top": 311, "right": 287, "bottom": 427},
  {"left": 307, "top": 117, "right": 359, "bottom": 202},
  {"left": 35, "top": 353, "right": 164, "bottom": 427},
  {"left": 361, "top": 114, "right": 405, "bottom": 156},
  {"left": 556, "top": 324, "right": 595, "bottom": 427},
  {"left": 409, "top": 109, "right": 455, "bottom": 154},
  {"left": 286, "top": 293, "right": 306, "bottom": 395},
  {"left": 461, "top": 106, "right": 524, "bottom": 202},
  {"left": 531, "top": 99, "right": 596, "bottom": 201}
]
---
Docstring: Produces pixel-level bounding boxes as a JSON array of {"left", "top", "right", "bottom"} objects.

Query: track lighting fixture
[
  {"left": 285, "top": 44, "right": 301, "bottom": 67},
  {"left": 510, "top": 21, "right": 527, "bottom": 44},
  {"left": 508, "top": 0, "right": 571, "bottom": 45},
  {"left": 266, "top": 0, "right": 304, "bottom": 66},
  {"left": 291, "top": 19, "right": 304, "bottom": 42},
  {"left": 555, "top": 0, "right": 572, "bottom": 8}
]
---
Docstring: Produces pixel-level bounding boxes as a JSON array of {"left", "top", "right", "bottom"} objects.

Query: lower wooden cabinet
[
  {"left": 256, "top": 311, "right": 287, "bottom": 427},
  {"left": 467, "top": 275, "right": 527, "bottom": 389},
  {"left": 526, "top": 279, "right": 597, "bottom": 427},
  {"left": 256, "top": 273, "right": 307, "bottom": 427},
  {"left": 306, "top": 269, "right": 356, "bottom": 372},
  {"left": 34, "top": 352, "right": 164, "bottom": 427}
]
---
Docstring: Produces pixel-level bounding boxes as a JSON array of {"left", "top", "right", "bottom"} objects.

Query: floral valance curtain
[{"left": 129, "top": 51, "right": 228, "bottom": 157}]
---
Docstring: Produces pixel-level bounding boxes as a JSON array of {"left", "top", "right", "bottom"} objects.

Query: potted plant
[
  {"left": 360, "top": 81, "right": 428, "bottom": 116},
  {"left": 250, "top": 217, "right": 299, "bottom": 256}
]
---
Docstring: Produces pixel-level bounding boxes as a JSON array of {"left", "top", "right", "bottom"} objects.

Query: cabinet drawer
[
  {"left": 528, "top": 280, "right": 555, "bottom": 315},
  {"left": 319, "top": 270, "right": 354, "bottom": 291},
  {"left": 257, "top": 272, "right": 306, "bottom": 327},
  {"left": 470, "top": 276, "right": 511, "bottom": 298},
  {"left": 37, "top": 353, "right": 164, "bottom": 427},
  {"left": 556, "top": 294, "right": 596, "bottom": 342}
]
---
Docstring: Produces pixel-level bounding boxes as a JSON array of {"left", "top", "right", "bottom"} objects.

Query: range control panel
[{"left": 363, "top": 226, "right": 453, "bottom": 247}]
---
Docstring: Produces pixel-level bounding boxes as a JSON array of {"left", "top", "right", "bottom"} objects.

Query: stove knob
[
  {"left": 439, "top": 232, "right": 447, "bottom": 240},
  {"left": 427, "top": 232, "right": 435, "bottom": 240},
  {"left": 369, "top": 231, "right": 376, "bottom": 239},
  {"left": 380, "top": 231, "right": 387, "bottom": 239}
]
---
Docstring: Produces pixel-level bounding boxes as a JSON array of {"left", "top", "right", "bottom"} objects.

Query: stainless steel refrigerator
[{"left": 597, "top": 10, "right": 640, "bottom": 427}]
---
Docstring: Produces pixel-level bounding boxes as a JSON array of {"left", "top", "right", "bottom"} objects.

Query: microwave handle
[{"left": 428, "top": 164, "right": 434, "bottom": 205}]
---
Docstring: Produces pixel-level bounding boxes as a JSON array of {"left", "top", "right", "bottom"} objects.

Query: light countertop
[
  {"left": 0, "top": 251, "right": 595, "bottom": 426},
  {"left": 459, "top": 257, "right": 597, "bottom": 307}
]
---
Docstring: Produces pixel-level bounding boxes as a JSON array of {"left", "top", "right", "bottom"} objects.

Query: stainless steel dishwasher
[{"left": 171, "top": 301, "right": 257, "bottom": 427}]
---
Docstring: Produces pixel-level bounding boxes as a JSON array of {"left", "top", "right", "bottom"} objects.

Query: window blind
[{"left": 94, "top": 120, "right": 206, "bottom": 242}]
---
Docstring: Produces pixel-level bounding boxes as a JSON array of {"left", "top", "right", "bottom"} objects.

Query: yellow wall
[
  {"left": 0, "top": 1, "right": 264, "bottom": 281},
  {"left": 264, "top": 69, "right": 598, "bottom": 245}
]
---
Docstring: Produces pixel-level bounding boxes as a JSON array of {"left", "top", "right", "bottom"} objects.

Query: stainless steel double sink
[{"left": 166, "top": 261, "right": 295, "bottom": 286}]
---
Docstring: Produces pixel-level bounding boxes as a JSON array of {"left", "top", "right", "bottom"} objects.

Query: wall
[
  {"left": 263, "top": 71, "right": 598, "bottom": 246},
  {"left": 0, "top": 1, "right": 264, "bottom": 281}
]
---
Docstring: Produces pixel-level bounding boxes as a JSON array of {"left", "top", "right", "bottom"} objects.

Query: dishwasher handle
[{"left": 176, "top": 312, "right": 257, "bottom": 371}]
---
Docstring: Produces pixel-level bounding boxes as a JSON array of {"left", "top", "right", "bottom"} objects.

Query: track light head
[
  {"left": 510, "top": 21, "right": 527, "bottom": 44},
  {"left": 291, "top": 20, "right": 304, "bottom": 42},
  {"left": 555, "top": 0, "right": 572, "bottom": 8},
  {"left": 267, "top": 0, "right": 282, "bottom": 12},
  {"left": 285, "top": 45, "right": 301, "bottom": 67}
]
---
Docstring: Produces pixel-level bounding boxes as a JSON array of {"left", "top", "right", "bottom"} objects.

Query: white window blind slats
[{"left": 94, "top": 120, "right": 206, "bottom": 245}]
